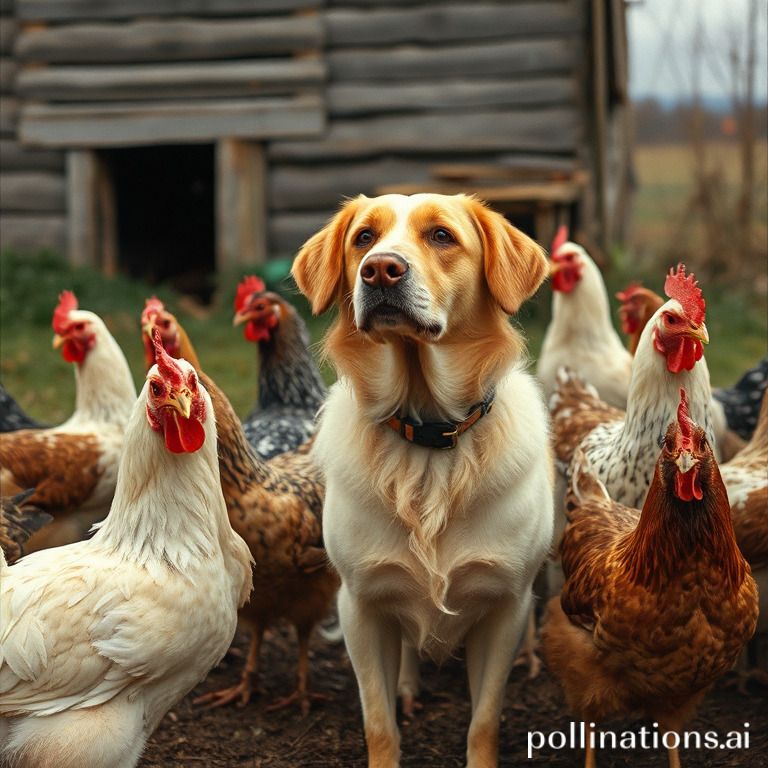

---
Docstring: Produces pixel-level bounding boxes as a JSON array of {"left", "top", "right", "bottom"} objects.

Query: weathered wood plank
[
  {"left": 19, "top": 95, "right": 325, "bottom": 147},
  {"left": 374, "top": 180, "right": 583, "bottom": 204},
  {"left": 269, "top": 157, "right": 435, "bottom": 210},
  {"left": 0, "top": 17, "right": 16, "bottom": 56},
  {"left": 0, "top": 139, "right": 66, "bottom": 171},
  {"left": 268, "top": 211, "right": 329, "bottom": 256},
  {"left": 16, "top": 0, "right": 321, "bottom": 22},
  {"left": 67, "top": 150, "right": 97, "bottom": 266},
  {"left": 326, "top": 2, "right": 581, "bottom": 47},
  {"left": 328, "top": 77, "right": 575, "bottom": 117},
  {"left": 15, "top": 16, "right": 323, "bottom": 63},
  {"left": 17, "top": 59, "right": 326, "bottom": 102},
  {"left": 328, "top": 38, "right": 577, "bottom": 81},
  {"left": 0, "top": 170, "right": 66, "bottom": 212},
  {"left": 0, "top": 95, "right": 18, "bottom": 135},
  {"left": 0, "top": 213, "right": 67, "bottom": 254},
  {"left": 269, "top": 108, "right": 579, "bottom": 161},
  {"left": 0, "top": 56, "right": 16, "bottom": 92},
  {"left": 216, "top": 138, "right": 267, "bottom": 268}
]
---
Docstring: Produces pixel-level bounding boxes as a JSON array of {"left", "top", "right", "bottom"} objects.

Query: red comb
[
  {"left": 235, "top": 276, "right": 266, "bottom": 313},
  {"left": 677, "top": 388, "right": 695, "bottom": 444},
  {"left": 615, "top": 282, "right": 643, "bottom": 304},
  {"left": 664, "top": 264, "right": 705, "bottom": 326},
  {"left": 142, "top": 295, "right": 166, "bottom": 325},
  {"left": 52, "top": 290, "right": 78, "bottom": 334},
  {"left": 152, "top": 328, "right": 183, "bottom": 388},
  {"left": 550, "top": 225, "right": 569, "bottom": 257}
]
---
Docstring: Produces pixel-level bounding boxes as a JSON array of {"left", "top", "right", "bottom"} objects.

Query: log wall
[
  {"left": 0, "top": 0, "right": 66, "bottom": 254},
  {"left": 266, "top": 0, "right": 588, "bottom": 255}
]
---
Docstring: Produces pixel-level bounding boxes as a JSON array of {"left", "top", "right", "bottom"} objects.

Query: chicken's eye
[
  {"left": 73, "top": 322, "right": 86, "bottom": 332},
  {"left": 355, "top": 229, "right": 375, "bottom": 247},
  {"left": 188, "top": 374, "right": 197, "bottom": 391},
  {"left": 664, "top": 313, "right": 678, "bottom": 325},
  {"left": 150, "top": 381, "right": 164, "bottom": 398},
  {"left": 161, "top": 319, "right": 172, "bottom": 330},
  {"left": 431, "top": 227, "right": 455, "bottom": 245}
]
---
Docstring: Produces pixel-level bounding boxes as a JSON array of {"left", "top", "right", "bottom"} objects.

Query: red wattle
[
  {"left": 665, "top": 337, "right": 703, "bottom": 373},
  {"left": 162, "top": 411, "right": 206, "bottom": 454},
  {"left": 245, "top": 321, "right": 273, "bottom": 343},
  {"left": 62, "top": 339, "right": 87, "bottom": 363},
  {"left": 552, "top": 268, "right": 580, "bottom": 293},
  {"left": 675, "top": 465, "right": 702, "bottom": 501}
]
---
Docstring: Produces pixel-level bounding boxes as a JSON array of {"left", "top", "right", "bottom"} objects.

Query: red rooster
[
  {"left": 0, "top": 291, "right": 137, "bottom": 550},
  {"left": 542, "top": 389, "right": 758, "bottom": 768}
]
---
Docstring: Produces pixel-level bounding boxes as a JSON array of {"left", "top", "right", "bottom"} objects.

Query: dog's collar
[{"left": 384, "top": 390, "right": 495, "bottom": 450}]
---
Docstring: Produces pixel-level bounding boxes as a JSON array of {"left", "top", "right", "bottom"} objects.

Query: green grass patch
[{"left": 0, "top": 250, "right": 765, "bottom": 425}]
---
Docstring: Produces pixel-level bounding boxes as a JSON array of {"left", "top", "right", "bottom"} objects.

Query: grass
[{"left": 0, "top": 246, "right": 765, "bottom": 426}]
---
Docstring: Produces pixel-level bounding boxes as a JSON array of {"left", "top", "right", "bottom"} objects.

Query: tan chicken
[
  {"left": 542, "top": 390, "right": 758, "bottom": 768},
  {"left": 0, "top": 333, "right": 252, "bottom": 768},
  {"left": 0, "top": 291, "right": 137, "bottom": 550},
  {"left": 142, "top": 298, "right": 338, "bottom": 714}
]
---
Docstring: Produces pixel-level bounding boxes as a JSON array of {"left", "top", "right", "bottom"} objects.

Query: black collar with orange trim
[{"left": 384, "top": 390, "right": 496, "bottom": 450}]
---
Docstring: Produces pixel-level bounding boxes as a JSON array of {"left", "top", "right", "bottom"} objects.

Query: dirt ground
[{"left": 140, "top": 624, "right": 767, "bottom": 768}]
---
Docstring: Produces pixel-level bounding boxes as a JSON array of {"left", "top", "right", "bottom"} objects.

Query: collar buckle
[{"left": 441, "top": 427, "right": 459, "bottom": 449}]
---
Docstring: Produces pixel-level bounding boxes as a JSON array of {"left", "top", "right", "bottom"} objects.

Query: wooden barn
[{"left": 0, "top": 0, "right": 631, "bottom": 293}]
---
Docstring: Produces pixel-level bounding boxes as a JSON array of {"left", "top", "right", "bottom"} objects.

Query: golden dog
[{"left": 292, "top": 193, "right": 553, "bottom": 768}]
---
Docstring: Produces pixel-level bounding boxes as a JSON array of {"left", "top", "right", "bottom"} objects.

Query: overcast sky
[{"left": 627, "top": 0, "right": 768, "bottom": 103}]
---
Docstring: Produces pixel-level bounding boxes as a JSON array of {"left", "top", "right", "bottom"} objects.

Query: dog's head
[{"left": 292, "top": 194, "right": 547, "bottom": 341}]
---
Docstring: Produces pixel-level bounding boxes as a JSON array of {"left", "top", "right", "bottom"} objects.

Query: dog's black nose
[{"left": 360, "top": 253, "right": 409, "bottom": 288}]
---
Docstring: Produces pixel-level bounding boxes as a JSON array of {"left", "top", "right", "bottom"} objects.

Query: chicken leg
[
  {"left": 267, "top": 624, "right": 329, "bottom": 716},
  {"left": 194, "top": 625, "right": 263, "bottom": 709}
]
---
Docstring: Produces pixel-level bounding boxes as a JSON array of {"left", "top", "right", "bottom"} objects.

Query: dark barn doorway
[{"left": 102, "top": 144, "right": 215, "bottom": 302}]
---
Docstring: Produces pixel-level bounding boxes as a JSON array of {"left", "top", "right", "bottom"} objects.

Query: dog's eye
[
  {"left": 355, "top": 229, "right": 375, "bottom": 247},
  {"left": 431, "top": 228, "right": 455, "bottom": 245}
]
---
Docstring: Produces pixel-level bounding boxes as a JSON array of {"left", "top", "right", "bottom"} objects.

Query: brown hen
[
  {"left": 0, "top": 489, "right": 52, "bottom": 564},
  {"left": 141, "top": 298, "right": 338, "bottom": 714},
  {"left": 542, "top": 389, "right": 758, "bottom": 768}
]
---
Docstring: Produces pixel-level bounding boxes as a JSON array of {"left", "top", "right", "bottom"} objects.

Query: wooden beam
[
  {"left": 0, "top": 170, "right": 66, "bottom": 212},
  {"left": 0, "top": 17, "right": 16, "bottom": 56},
  {"left": 16, "top": 0, "right": 322, "bottom": 22},
  {"left": 374, "top": 180, "right": 584, "bottom": 205},
  {"left": 328, "top": 77, "right": 575, "bottom": 117},
  {"left": 15, "top": 16, "right": 324, "bottom": 63},
  {"left": 216, "top": 138, "right": 268, "bottom": 268},
  {"left": 591, "top": 0, "right": 608, "bottom": 249},
  {"left": 328, "top": 38, "right": 578, "bottom": 81},
  {"left": 66, "top": 150, "right": 98, "bottom": 266},
  {"left": 0, "top": 140, "right": 66, "bottom": 171},
  {"left": 326, "top": 2, "right": 582, "bottom": 47},
  {"left": 0, "top": 95, "right": 18, "bottom": 135},
  {"left": 19, "top": 95, "right": 325, "bottom": 147},
  {"left": 0, "top": 56, "right": 16, "bottom": 93},
  {"left": 269, "top": 108, "right": 579, "bottom": 161},
  {"left": 0, "top": 213, "right": 67, "bottom": 253},
  {"left": 17, "top": 59, "right": 327, "bottom": 102}
]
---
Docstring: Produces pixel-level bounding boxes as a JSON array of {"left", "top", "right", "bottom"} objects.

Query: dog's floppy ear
[
  {"left": 292, "top": 197, "right": 363, "bottom": 315},
  {"left": 469, "top": 198, "right": 548, "bottom": 315}
]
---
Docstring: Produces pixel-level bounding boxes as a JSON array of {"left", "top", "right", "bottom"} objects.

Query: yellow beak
[
  {"left": 52, "top": 334, "right": 65, "bottom": 349},
  {"left": 232, "top": 311, "right": 248, "bottom": 327},
  {"left": 171, "top": 389, "right": 193, "bottom": 420},
  {"left": 675, "top": 450, "right": 698, "bottom": 474},
  {"left": 549, "top": 261, "right": 562, "bottom": 276},
  {"left": 142, "top": 321, "right": 155, "bottom": 339},
  {"left": 688, "top": 323, "right": 709, "bottom": 345}
]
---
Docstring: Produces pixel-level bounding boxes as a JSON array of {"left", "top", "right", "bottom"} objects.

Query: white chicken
[
  {"left": 0, "top": 332, "right": 252, "bottom": 768},
  {"left": 537, "top": 226, "right": 632, "bottom": 409},
  {"left": 551, "top": 264, "right": 718, "bottom": 510},
  {"left": 0, "top": 291, "right": 137, "bottom": 550}
]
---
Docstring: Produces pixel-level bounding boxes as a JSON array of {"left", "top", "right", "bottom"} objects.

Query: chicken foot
[
  {"left": 266, "top": 624, "right": 328, "bottom": 717},
  {"left": 194, "top": 626, "right": 263, "bottom": 709}
]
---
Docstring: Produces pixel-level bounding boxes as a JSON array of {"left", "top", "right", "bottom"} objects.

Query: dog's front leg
[
  {"left": 338, "top": 584, "right": 402, "bottom": 768},
  {"left": 464, "top": 592, "right": 532, "bottom": 768}
]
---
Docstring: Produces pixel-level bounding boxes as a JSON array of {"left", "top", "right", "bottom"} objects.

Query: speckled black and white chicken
[
  {"left": 232, "top": 276, "right": 327, "bottom": 459},
  {"left": 713, "top": 356, "right": 768, "bottom": 442}
]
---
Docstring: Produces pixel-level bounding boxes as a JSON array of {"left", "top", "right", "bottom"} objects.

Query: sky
[{"left": 627, "top": 0, "right": 768, "bottom": 105}]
